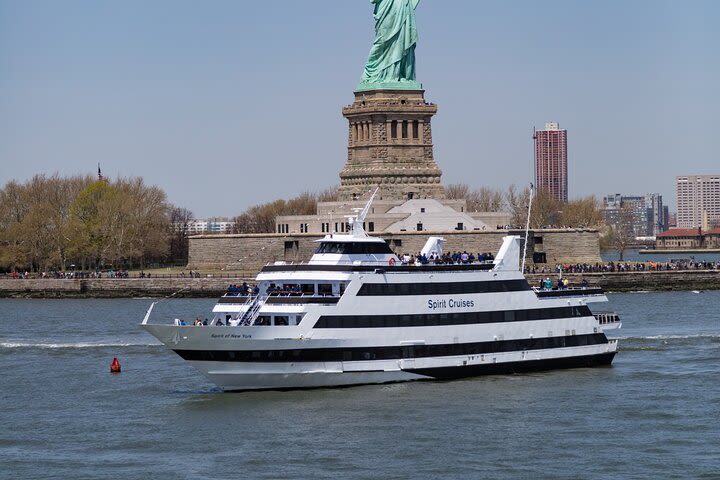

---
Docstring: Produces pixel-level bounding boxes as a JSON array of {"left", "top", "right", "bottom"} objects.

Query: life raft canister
[
  {"left": 388, "top": 258, "right": 396, "bottom": 266},
  {"left": 110, "top": 357, "right": 121, "bottom": 373}
]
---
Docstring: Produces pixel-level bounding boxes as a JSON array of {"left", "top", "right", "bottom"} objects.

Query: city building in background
[
  {"left": 181, "top": 217, "right": 234, "bottom": 235},
  {"left": 676, "top": 175, "right": 720, "bottom": 228},
  {"left": 534, "top": 122, "right": 568, "bottom": 203},
  {"left": 603, "top": 193, "right": 667, "bottom": 238},
  {"left": 664, "top": 207, "right": 673, "bottom": 228}
]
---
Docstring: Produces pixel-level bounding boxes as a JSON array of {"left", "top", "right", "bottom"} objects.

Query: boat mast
[
  {"left": 521, "top": 183, "right": 534, "bottom": 273},
  {"left": 349, "top": 187, "right": 379, "bottom": 237}
]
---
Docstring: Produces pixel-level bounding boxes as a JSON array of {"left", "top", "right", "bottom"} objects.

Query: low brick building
[
  {"left": 704, "top": 228, "right": 720, "bottom": 248},
  {"left": 655, "top": 228, "right": 720, "bottom": 249}
]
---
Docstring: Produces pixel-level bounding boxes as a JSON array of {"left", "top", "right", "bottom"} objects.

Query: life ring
[{"left": 388, "top": 258, "right": 396, "bottom": 266}]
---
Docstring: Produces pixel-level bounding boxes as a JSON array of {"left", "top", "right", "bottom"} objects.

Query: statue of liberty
[{"left": 357, "top": 0, "right": 423, "bottom": 91}]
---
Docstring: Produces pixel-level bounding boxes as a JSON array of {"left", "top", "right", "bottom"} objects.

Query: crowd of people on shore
[
  {"left": 2, "top": 269, "right": 219, "bottom": 280},
  {"left": 4, "top": 256, "right": 719, "bottom": 280},
  {"left": 5, "top": 270, "right": 131, "bottom": 279},
  {"left": 525, "top": 260, "right": 720, "bottom": 274}
]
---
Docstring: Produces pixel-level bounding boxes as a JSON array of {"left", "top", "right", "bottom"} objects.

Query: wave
[
  {"left": 0, "top": 341, "right": 162, "bottom": 350},
  {"left": 613, "top": 334, "right": 720, "bottom": 341}
]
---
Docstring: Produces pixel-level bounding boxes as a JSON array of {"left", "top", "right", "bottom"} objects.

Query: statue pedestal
[{"left": 338, "top": 89, "right": 445, "bottom": 202}]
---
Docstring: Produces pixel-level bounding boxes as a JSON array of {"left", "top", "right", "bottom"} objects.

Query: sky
[{"left": 1, "top": 0, "right": 718, "bottom": 217}]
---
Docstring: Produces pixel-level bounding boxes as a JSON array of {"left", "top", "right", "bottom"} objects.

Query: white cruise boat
[{"left": 142, "top": 194, "right": 620, "bottom": 391}]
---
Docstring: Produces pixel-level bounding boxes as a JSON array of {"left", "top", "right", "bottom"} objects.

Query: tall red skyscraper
[{"left": 534, "top": 122, "right": 568, "bottom": 202}]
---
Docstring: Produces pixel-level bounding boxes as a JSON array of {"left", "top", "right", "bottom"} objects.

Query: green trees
[{"left": 0, "top": 175, "right": 172, "bottom": 272}]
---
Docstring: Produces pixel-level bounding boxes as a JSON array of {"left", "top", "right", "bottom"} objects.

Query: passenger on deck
[
  {"left": 203, "top": 319, "right": 209, "bottom": 326},
  {"left": 544, "top": 278, "right": 552, "bottom": 290},
  {"left": 216, "top": 319, "right": 224, "bottom": 326}
]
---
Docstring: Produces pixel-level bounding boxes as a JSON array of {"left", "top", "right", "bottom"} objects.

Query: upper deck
[{"left": 261, "top": 262, "right": 495, "bottom": 274}]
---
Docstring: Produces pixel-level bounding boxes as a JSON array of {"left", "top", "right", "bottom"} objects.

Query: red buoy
[{"left": 110, "top": 357, "right": 121, "bottom": 373}]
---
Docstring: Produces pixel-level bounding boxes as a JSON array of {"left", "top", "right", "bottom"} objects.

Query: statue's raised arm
[{"left": 357, "top": 0, "right": 422, "bottom": 91}]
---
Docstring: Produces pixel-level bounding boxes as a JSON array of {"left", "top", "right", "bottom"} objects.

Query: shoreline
[
  {"left": 0, "top": 278, "right": 243, "bottom": 299},
  {"left": 638, "top": 249, "right": 720, "bottom": 254},
  {"left": 1, "top": 270, "right": 719, "bottom": 298}
]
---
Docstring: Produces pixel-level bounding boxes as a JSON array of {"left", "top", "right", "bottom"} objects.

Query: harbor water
[{"left": 1, "top": 292, "right": 719, "bottom": 479}]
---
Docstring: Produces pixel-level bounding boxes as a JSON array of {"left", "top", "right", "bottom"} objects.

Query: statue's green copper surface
[{"left": 357, "top": 0, "right": 422, "bottom": 92}]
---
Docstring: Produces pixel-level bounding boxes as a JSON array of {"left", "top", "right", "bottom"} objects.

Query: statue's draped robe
[{"left": 361, "top": 0, "right": 420, "bottom": 85}]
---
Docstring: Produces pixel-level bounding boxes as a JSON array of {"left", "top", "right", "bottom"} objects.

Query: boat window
[
  {"left": 301, "top": 284, "right": 315, "bottom": 295},
  {"left": 274, "top": 316, "right": 289, "bottom": 326},
  {"left": 318, "top": 284, "right": 333, "bottom": 296},
  {"left": 256, "top": 316, "right": 271, "bottom": 326},
  {"left": 339, "top": 283, "right": 346, "bottom": 295},
  {"left": 316, "top": 242, "right": 344, "bottom": 254},
  {"left": 315, "top": 242, "right": 394, "bottom": 255}
]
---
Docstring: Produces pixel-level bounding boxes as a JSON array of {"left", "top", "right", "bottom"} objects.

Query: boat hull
[{"left": 177, "top": 348, "right": 616, "bottom": 391}]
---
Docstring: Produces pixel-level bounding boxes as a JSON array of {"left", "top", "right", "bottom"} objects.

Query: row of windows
[
  {"left": 315, "top": 241, "right": 394, "bottom": 255},
  {"left": 314, "top": 306, "right": 592, "bottom": 329},
  {"left": 390, "top": 120, "right": 420, "bottom": 140},
  {"left": 174, "top": 333, "right": 607, "bottom": 363},
  {"left": 254, "top": 315, "right": 300, "bottom": 326},
  {"left": 356, "top": 279, "right": 531, "bottom": 296}
]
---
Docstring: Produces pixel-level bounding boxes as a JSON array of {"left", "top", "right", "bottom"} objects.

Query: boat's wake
[
  {"left": 0, "top": 341, "right": 162, "bottom": 350},
  {"left": 613, "top": 333, "right": 720, "bottom": 341},
  {"left": 613, "top": 333, "right": 720, "bottom": 352}
]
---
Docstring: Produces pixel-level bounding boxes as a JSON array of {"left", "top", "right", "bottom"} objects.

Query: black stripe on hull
[
  {"left": 173, "top": 333, "right": 609, "bottom": 363},
  {"left": 315, "top": 305, "right": 593, "bottom": 328},
  {"left": 407, "top": 352, "right": 616, "bottom": 380}
]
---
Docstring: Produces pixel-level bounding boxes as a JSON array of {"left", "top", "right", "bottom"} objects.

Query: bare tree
[
  {"left": 232, "top": 189, "right": 334, "bottom": 234},
  {"left": 445, "top": 183, "right": 504, "bottom": 212},
  {"left": 559, "top": 196, "right": 604, "bottom": 228},
  {"left": 602, "top": 204, "right": 636, "bottom": 261},
  {"left": 317, "top": 186, "right": 339, "bottom": 203},
  {"left": 505, "top": 184, "right": 531, "bottom": 227},
  {"left": 445, "top": 183, "right": 470, "bottom": 201},
  {"left": 169, "top": 206, "right": 193, "bottom": 263}
]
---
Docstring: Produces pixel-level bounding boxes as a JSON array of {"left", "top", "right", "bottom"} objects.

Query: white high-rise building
[
  {"left": 676, "top": 175, "right": 720, "bottom": 228},
  {"left": 179, "top": 218, "right": 235, "bottom": 235}
]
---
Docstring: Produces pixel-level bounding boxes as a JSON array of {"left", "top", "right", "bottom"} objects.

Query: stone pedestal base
[{"left": 338, "top": 89, "right": 445, "bottom": 202}]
